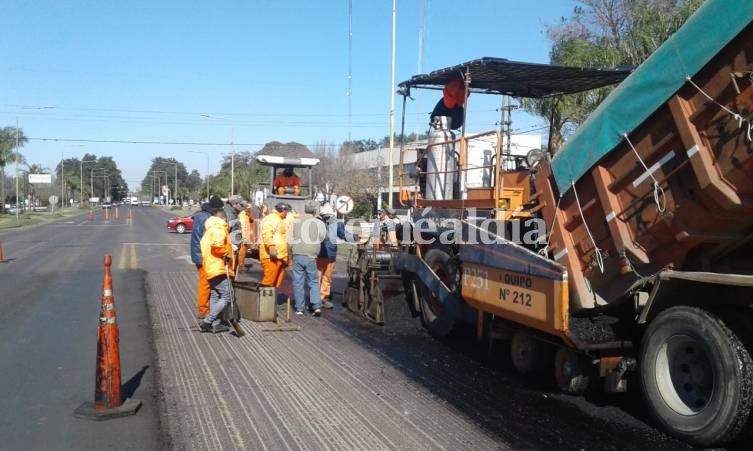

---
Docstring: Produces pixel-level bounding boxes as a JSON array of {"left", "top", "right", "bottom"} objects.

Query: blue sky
[{"left": 1, "top": 0, "right": 576, "bottom": 188}]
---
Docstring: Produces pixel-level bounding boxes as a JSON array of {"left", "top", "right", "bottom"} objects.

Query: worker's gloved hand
[{"left": 269, "top": 247, "right": 278, "bottom": 259}]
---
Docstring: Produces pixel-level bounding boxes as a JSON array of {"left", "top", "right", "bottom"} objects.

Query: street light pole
[
  {"left": 15, "top": 116, "right": 19, "bottom": 220},
  {"left": 152, "top": 170, "right": 167, "bottom": 204},
  {"left": 14, "top": 106, "right": 55, "bottom": 219},
  {"left": 231, "top": 128, "right": 235, "bottom": 197},
  {"left": 61, "top": 151, "right": 64, "bottom": 210},
  {"left": 80, "top": 157, "right": 96, "bottom": 207},
  {"left": 166, "top": 161, "right": 178, "bottom": 205}
]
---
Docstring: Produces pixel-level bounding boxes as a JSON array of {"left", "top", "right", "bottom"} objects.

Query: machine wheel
[
  {"left": 510, "top": 330, "right": 551, "bottom": 375},
  {"left": 417, "top": 246, "right": 458, "bottom": 337},
  {"left": 554, "top": 347, "right": 591, "bottom": 395},
  {"left": 639, "top": 306, "right": 753, "bottom": 447},
  {"left": 175, "top": 223, "right": 186, "bottom": 234}
]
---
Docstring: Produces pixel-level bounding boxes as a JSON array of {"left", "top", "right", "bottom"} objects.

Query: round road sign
[{"left": 335, "top": 195, "right": 354, "bottom": 215}]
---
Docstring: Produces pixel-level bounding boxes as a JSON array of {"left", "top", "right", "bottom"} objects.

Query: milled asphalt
[{"left": 150, "top": 269, "right": 504, "bottom": 450}]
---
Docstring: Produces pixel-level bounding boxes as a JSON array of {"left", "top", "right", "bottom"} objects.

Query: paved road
[
  {"left": 0, "top": 207, "right": 707, "bottom": 450},
  {"left": 0, "top": 207, "right": 165, "bottom": 450}
]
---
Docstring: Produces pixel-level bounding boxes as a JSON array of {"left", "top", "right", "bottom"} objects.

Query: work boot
[
  {"left": 198, "top": 321, "right": 212, "bottom": 333},
  {"left": 321, "top": 300, "right": 334, "bottom": 309},
  {"left": 312, "top": 308, "right": 322, "bottom": 317},
  {"left": 212, "top": 324, "right": 230, "bottom": 333}
]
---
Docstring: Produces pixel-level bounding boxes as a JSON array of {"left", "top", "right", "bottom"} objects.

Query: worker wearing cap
[
  {"left": 273, "top": 166, "right": 301, "bottom": 196},
  {"left": 378, "top": 207, "right": 401, "bottom": 248},
  {"left": 198, "top": 197, "right": 235, "bottom": 334},
  {"left": 259, "top": 202, "right": 292, "bottom": 287},
  {"left": 236, "top": 200, "right": 251, "bottom": 273},
  {"left": 430, "top": 79, "right": 469, "bottom": 130},
  {"left": 316, "top": 203, "right": 358, "bottom": 308}
]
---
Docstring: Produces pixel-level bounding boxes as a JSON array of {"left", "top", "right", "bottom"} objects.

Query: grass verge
[{"left": 0, "top": 209, "right": 84, "bottom": 230}]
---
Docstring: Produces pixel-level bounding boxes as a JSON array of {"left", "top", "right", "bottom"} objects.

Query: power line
[{"left": 30, "top": 137, "right": 268, "bottom": 146}]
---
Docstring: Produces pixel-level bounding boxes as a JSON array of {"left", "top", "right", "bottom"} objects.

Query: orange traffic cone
[
  {"left": 88, "top": 209, "right": 93, "bottom": 222},
  {"left": 114, "top": 207, "right": 120, "bottom": 222},
  {"left": 104, "top": 208, "right": 110, "bottom": 222},
  {"left": 73, "top": 255, "right": 141, "bottom": 420},
  {"left": 0, "top": 240, "right": 5, "bottom": 263},
  {"left": 126, "top": 207, "right": 132, "bottom": 224}
]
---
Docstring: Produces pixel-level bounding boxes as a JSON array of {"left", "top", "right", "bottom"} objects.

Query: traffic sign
[{"left": 335, "top": 195, "right": 354, "bottom": 214}]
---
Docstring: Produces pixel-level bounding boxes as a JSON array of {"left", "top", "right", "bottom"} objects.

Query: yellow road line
[
  {"left": 118, "top": 243, "right": 127, "bottom": 270},
  {"left": 118, "top": 243, "right": 138, "bottom": 269}
]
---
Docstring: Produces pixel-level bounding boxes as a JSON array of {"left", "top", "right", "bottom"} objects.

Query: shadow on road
[{"left": 122, "top": 365, "right": 150, "bottom": 399}]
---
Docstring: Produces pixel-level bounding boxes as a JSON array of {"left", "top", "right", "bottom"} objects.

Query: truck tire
[
  {"left": 554, "top": 347, "right": 591, "bottom": 395},
  {"left": 639, "top": 306, "right": 753, "bottom": 447},
  {"left": 510, "top": 330, "right": 551, "bottom": 375},
  {"left": 417, "top": 247, "right": 457, "bottom": 337}
]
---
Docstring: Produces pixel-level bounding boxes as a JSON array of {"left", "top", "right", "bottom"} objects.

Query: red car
[{"left": 166, "top": 214, "right": 195, "bottom": 234}]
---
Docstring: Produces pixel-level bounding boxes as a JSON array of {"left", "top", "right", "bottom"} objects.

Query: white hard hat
[{"left": 319, "top": 203, "right": 335, "bottom": 216}]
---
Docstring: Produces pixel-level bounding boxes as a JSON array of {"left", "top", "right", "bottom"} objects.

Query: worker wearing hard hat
[
  {"left": 430, "top": 78, "right": 468, "bottom": 130},
  {"left": 259, "top": 202, "right": 292, "bottom": 287},
  {"left": 316, "top": 203, "right": 358, "bottom": 309}
]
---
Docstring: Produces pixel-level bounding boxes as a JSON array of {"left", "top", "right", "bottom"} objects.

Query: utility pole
[
  {"left": 387, "top": 0, "right": 397, "bottom": 209},
  {"left": 61, "top": 152, "right": 64, "bottom": 209},
  {"left": 230, "top": 128, "right": 235, "bottom": 197}
]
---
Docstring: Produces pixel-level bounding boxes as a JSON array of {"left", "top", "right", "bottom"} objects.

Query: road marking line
[
  {"left": 130, "top": 243, "right": 137, "bottom": 269},
  {"left": 118, "top": 244, "right": 127, "bottom": 270}
]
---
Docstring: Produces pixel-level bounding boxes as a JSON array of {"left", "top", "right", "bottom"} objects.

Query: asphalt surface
[
  {"left": 0, "top": 207, "right": 730, "bottom": 450},
  {"left": 0, "top": 207, "right": 162, "bottom": 450}
]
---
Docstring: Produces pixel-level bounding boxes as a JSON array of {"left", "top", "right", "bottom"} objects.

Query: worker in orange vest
[
  {"left": 236, "top": 200, "right": 251, "bottom": 273},
  {"left": 259, "top": 202, "right": 292, "bottom": 287},
  {"left": 273, "top": 167, "right": 301, "bottom": 196}
]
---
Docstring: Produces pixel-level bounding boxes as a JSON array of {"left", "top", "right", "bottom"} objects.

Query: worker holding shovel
[{"left": 198, "top": 196, "right": 235, "bottom": 334}]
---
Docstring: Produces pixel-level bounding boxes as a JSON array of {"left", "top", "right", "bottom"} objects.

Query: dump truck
[{"left": 346, "top": 0, "right": 753, "bottom": 446}]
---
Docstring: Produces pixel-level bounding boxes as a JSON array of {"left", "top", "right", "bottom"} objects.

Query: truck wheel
[
  {"left": 510, "top": 330, "right": 551, "bottom": 375},
  {"left": 417, "top": 247, "right": 457, "bottom": 337},
  {"left": 175, "top": 223, "right": 186, "bottom": 234},
  {"left": 554, "top": 347, "right": 591, "bottom": 395},
  {"left": 640, "top": 306, "right": 753, "bottom": 447}
]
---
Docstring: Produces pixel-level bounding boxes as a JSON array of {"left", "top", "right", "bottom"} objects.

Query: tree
[
  {"left": 185, "top": 170, "right": 203, "bottom": 194},
  {"left": 341, "top": 139, "right": 379, "bottom": 153},
  {"left": 140, "top": 157, "right": 190, "bottom": 203},
  {"left": 0, "top": 126, "right": 28, "bottom": 205},
  {"left": 524, "top": 0, "right": 703, "bottom": 152},
  {"left": 206, "top": 151, "right": 268, "bottom": 200}
]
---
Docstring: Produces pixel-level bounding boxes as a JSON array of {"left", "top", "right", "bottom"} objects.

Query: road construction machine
[{"left": 346, "top": 0, "right": 753, "bottom": 446}]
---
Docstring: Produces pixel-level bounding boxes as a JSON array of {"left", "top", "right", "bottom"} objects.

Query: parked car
[{"left": 166, "top": 214, "right": 195, "bottom": 234}]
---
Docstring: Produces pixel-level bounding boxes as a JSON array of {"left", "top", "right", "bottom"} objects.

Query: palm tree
[{"left": 0, "top": 126, "right": 28, "bottom": 207}]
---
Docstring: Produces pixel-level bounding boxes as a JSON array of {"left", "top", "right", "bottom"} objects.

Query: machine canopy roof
[{"left": 397, "top": 57, "right": 631, "bottom": 98}]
